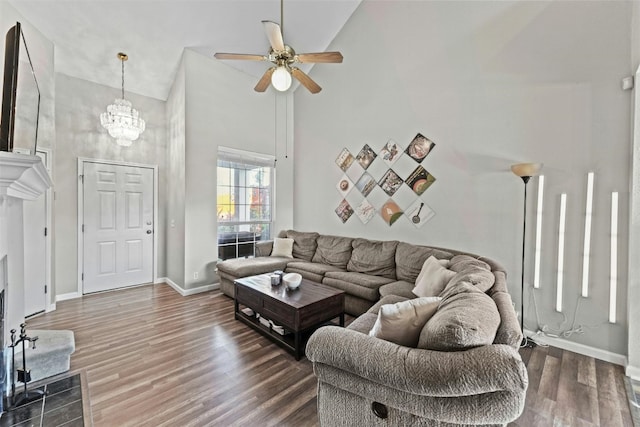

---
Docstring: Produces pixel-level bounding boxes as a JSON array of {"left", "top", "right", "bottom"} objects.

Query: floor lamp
[{"left": 511, "top": 162, "right": 543, "bottom": 348}]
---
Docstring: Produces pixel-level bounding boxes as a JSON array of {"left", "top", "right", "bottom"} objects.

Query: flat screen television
[{"left": 0, "top": 22, "right": 40, "bottom": 155}]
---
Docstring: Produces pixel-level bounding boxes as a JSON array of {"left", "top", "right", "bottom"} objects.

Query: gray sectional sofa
[
  {"left": 218, "top": 230, "right": 515, "bottom": 317},
  {"left": 216, "top": 229, "right": 528, "bottom": 425}
]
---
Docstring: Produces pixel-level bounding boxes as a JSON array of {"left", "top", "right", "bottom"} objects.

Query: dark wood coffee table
[{"left": 234, "top": 274, "right": 345, "bottom": 360}]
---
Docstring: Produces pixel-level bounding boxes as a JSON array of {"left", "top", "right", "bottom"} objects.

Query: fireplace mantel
[
  {"left": 0, "top": 150, "right": 52, "bottom": 385},
  {"left": 0, "top": 151, "right": 52, "bottom": 200}
]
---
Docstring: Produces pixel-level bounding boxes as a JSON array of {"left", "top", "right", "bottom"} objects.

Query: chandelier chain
[{"left": 100, "top": 52, "right": 145, "bottom": 146}]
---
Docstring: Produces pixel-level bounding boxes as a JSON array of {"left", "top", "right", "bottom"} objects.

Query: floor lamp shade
[
  {"left": 512, "top": 162, "right": 542, "bottom": 347},
  {"left": 511, "top": 163, "right": 543, "bottom": 181}
]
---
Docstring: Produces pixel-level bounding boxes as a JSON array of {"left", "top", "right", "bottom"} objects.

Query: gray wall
[
  {"left": 179, "top": 50, "right": 294, "bottom": 289},
  {"left": 0, "top": 3, "right": 55, "bottom": 333},
  {"left": 294, "top": 1, "right": 631, "bottom": 355},
  {"left": 628, "top": 1, "right": 640, "bottom": 378},
  {"left": 54, "top": 73, "right": 167, "bottom": 295},
  {"left": 165, "top": 57, "right": 186, "bottom": 287},
  {"left": 0, "top": 4, "right": 55, "bottom": 153}
]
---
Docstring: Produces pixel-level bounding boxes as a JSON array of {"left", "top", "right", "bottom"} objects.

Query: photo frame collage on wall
[{"left": 334, "top": 133, "right": 437, "bottom": 228}]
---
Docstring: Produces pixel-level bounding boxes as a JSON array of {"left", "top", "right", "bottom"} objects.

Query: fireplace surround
[{"left": 0, "top": 151, "right": 51, "bottom": 411}]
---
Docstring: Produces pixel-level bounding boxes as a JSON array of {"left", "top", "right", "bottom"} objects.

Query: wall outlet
[{"left": 193, "top": 272, "right": 199, "bottom": 280}]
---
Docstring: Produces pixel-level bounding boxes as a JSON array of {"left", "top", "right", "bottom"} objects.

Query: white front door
[
  {"left": 23, "top": 150, "right": 49, "bottom": 316},
  {"left": 82, "top": 162, "right": 154, "bottom": 294}
]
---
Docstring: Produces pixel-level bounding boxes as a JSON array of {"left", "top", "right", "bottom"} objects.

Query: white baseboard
[
  {"left": 525, "top": 329, "right": 626, "bottom": 366},
  {"left": 626, "top": 365, "right": 640, "bottom": 381},
  {"left": 56, "top": 292, "right": 81, "bottom": 302},
  {"left": 156, "top": 277, "right": 219, "bottom": 296}
]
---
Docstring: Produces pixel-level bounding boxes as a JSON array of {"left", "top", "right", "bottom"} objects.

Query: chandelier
[{"left": 100, "top": 52, "right": 145, "bottom": 147}]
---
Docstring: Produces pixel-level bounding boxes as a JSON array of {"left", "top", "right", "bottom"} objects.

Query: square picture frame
[
  {"left": 405, "top": 133, "right": 435, "bottom": 163},
  {"left": 336, "top": 148, "right": 355, "bottom": 171},
  {"left": 405, "top": 165, "right": 436, "bottom": 195},
  {"left": 356, "top": 144, "right": 377, "bottom": 170},
  {"left": 379, "top": 139, "right": 403, "bottom": 167},
  {"left": 335, "top": 199, "right": 354, "bottom": 223},
  {"left": 355, "top": 199, "right": 376, "bottom": 224},
  {"left": 380, "top": 199, "right": 404, "bottom": 226},
  {"left": 378, "top": 169, "right": 404, "bottom": 197},
  {"left": 405, "top": 199, "right": 435, "bottom": 228}
]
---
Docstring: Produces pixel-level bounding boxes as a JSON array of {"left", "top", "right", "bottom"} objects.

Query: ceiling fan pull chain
[{"left": 274, "top": 95, "right": 278, "bottom": 167}]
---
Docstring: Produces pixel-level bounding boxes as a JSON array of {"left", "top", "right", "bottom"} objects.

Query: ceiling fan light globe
[{"left": 271, "top": 66, "right": 292, "bottom": 91}]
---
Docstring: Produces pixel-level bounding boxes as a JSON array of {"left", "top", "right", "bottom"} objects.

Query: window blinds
[{"left": 217, "top": 146, "right": 274, "bottom": 169}]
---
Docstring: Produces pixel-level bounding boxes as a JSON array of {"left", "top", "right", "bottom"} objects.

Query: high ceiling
[{"left": 8, "top": 0, "right": 361, "bottom": 100}]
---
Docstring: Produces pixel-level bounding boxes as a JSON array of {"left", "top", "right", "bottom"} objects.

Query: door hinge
[
  {"left": 82, "top": 224, "right": 84, "bottom": 232},
  {"left": 44, "top": 227, "right": 47, "bottom": 237},
  {"left": 44, "top": 285, "right": 47, "bottom": 294},
  {"left": 81, "top": 273, "right": 84, "bottom": 281}
]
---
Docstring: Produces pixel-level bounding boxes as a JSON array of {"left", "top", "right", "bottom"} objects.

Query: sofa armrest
[
  {"left": 255, "top": 240, "right": 274, "bottom": 257},
  {"left": 306, "top": 326, "right": 527, "bottom": 397}
]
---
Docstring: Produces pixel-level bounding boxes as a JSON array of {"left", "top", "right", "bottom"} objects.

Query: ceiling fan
[{"left": 213, "top": 0, "right": 343, "bottom": 94}]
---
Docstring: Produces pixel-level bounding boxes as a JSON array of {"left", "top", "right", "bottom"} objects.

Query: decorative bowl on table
[{"left": 283, "top": 273, "right": 302, "bottom": 290}]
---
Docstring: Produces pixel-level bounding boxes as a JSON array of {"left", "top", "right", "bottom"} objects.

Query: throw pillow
[
  {"left": 347, "top": 238, "right": 398, "bottom": 279},
  {"left": 369, "top": 296, "right": 442, "bottom": 347},
  {"left": 395, "top": 242, "right": 453, "bottom": 282},
  {"left": 271, "top": 238, "right": 294, "bottom": 258},
  {"left": 412, "top": 256, "right": 456, "bottom": 297},
  {"left": 285, "top": 230, "right": 319, "bottom": 261},
  {"left": 417, "top": 281, "right": 500, "bottom": 351},
  {"left": 312, "top": 235, "right": 354, "bottom": 269}
]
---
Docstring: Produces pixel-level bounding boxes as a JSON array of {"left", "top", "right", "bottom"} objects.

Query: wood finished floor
[{"left": 26, "top": 284, "right": 633, "bottom": 427}]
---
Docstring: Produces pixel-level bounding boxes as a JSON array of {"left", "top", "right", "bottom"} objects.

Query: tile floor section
[
  {"left": 0, "top": 375, "right": 83, "bottom": 427},
  {"left": 627, "top": 376, "right": 640, "bottom": 426}
]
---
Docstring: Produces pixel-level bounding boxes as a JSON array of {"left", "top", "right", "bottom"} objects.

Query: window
[{"left": 217, "top": 147, "right": 274, "bottom": 260}]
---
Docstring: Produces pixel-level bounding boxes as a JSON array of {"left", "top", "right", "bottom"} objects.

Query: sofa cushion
[
  {"left": 312, "top": 235, "right": 354, "bottom": 269},
  {"left": 287, "top": 261, "right": 344, "bottom": 276},
  {"left": 255, "top": 240, "right": 274, "bottom": 257},
  {"left": 449, "top": 254, "right": 491, "bottom": 273},
  {"left": 217, "top": 257, "right": 290, "bottom": 278},
  {"left": 379, "top": 281, "right": 415, "bottom": 299},
  {"left": 324, "top": 271, "right": 395, "bottom": 301},
  {"left": 395, "top": 242, "right": 453, "bottom": 282},
  {"left": 347, "top": 238, "right": 398, "bottom": 279},
  {"left": 491, "top": 291, "right": 523, "bottom": 347},
  {"left": 445, "top": 266, "right": 495, "bottom": 293},
  {"left": 285, "top": 230, "right": 319, "bottom": 261},
  {"left": 418, "top": 281, "right": 500, "bottom": 351},
  {"left": 412, "top": 256, "right": 456, "bottom": 298},
  {"left": 370, "top": 297, "right": 442, "bottom": 347},
  {"left": 366, "top": 294, "right": 409, "bottom": 315},
  {"left": 346, "top": 312, "right": 378, "bottom": 334},
  {"left": 271, "top": 238, "right": 294, "bottom": 258},
  {"left": 285, "top": 268, "right": 323, "bottom": 284}
]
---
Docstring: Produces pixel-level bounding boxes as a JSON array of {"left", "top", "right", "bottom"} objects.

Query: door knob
[{"left": 146, "top": 230, "right": 152, "bottom": 234}]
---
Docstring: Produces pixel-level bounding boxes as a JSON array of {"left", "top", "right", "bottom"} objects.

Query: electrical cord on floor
[{"left": 523, "top": 285, "right": 586, "bottom": 342}]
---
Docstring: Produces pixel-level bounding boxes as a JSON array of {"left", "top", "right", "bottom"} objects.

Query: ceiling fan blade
[
  {"left": 291, "top": 68, "right": 322, "bottom": 94},
  {"left": 296, "top": 52, "right": 344, "bottom": 64},
  {"left": 262, "top": 20, "right": 285, "bottom": 52},
  {"left": 214, "top": 53, "right": 267, "bottom": 61},
  {"left": 255, "top": 67, "right": 276, "bottom": 92}
]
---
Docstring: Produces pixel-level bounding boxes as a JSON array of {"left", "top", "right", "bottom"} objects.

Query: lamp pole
[
  {"left": 519, "top": 176, "right": 534, "bottom": 348},
  {"left": 511, "top": 163, "right": 542, "bottom": 348}
]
